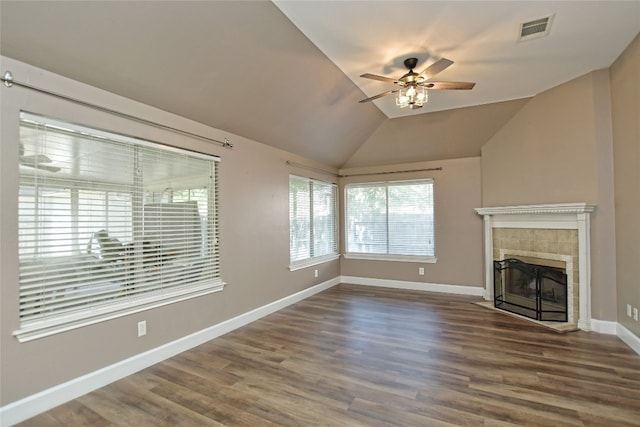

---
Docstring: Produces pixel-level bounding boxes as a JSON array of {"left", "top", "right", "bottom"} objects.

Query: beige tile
[
  {"left": 520, "top": 239, "right": 532, "bottom": 251},
  {"left": 534, "top": 240, "right": 549, "bottom": 253},
  {"left": 558, "top": 242, "right": 574, "bottom": 256},
  {"left": 534, "top": 229, "right": 548, "bottom": 241},
  {"left": 546, "top": 241, "right": 559, "bottom": 254},
  {"left": 557, "top": 229, "right": 573, "bottom": 242},
  {"left": 570, "top": 230, "right": 579, "bottom": 243}
]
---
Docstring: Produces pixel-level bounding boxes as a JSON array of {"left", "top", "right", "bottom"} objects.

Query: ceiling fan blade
[
  {"left": 419, "top": 58, "right": 454, "bottom": 80},
  {"left": 37, "top": 164, "right": 62, "bottom": 173},
  {"left": 360, "top": 73, "right": 398, "bottom": 83},
  {"left": 424, "top": 81, "right": 476, "bottom": 90},
  {"left": 21, "top": 154, "right": 53, "bottom": 163},
  {"left": 359, "top": 89, "right": 399, "bottom": 103},
  {"left": 20, "top": 162, "right": 61, "bottom": 173},
  {"left": 20, "top": 155, "right": 61, "bottom": 172}
]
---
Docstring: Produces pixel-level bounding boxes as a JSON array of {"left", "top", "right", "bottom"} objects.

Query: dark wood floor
[{"left": 18, "top": 284, "right": 640, "bottom": 426}]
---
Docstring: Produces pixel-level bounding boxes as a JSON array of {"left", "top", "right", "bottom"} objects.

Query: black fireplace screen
[{"left": 494, "top": 259, "right": 567, "bottom": 322}]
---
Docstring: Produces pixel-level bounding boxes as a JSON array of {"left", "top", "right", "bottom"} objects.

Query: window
[
  {"left": 16, "top": 112, "right": 223, "bottom": 342},
  {"left": 289, "top": 175, "right": 338, "bottom": 269},
  {"left": 345, "top": 179, "right": 435, "bottom": 262}
]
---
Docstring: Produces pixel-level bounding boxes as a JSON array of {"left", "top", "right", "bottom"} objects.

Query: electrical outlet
[
  {"left": 137, "top": 320, "right": 147, "bottom": 337},
  {"left": 628, "top": 304, "right": 633, "bottom": 317},
  {"left": 634, "top": 307, "right": 639, "bottom": 322},
  {"left": 314, "top": 269, "right": 318, "bottom": 278},
  {"left": 419, "top": 267, "right": 425, "bottom": 275}
]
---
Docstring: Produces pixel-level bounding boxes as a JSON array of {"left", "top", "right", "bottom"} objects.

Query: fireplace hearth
[{"left": 494, "top": 258, "right": 568, "bottom": 322}]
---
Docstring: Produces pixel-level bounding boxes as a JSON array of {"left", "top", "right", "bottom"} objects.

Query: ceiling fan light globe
[{"left": 396, "top": 95, "right": 409, "bottom": 108}]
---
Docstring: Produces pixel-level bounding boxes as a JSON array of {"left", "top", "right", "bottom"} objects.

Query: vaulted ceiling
[
  {"left": 1, "top": 1, "right": 638, "bottom": 168},
  {"left": 275, "top": 1, "right": 640, "bottom": 119}
]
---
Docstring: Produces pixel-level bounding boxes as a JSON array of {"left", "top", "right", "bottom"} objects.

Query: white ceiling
[{"left": 274, "top": 1, "right": 640, "bottom": 119}]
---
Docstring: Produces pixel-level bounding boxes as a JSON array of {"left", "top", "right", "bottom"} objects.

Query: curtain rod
[
  {"left": 286, "top": 160, "right": 338, "bottom": 177},
  {"left": 2, "top": 71, "right": 233, "bottom": 149},
  {"left": 287, "top": 160, "right": 442, "bottom": 178},
  {"left": 338, "top": 167, "right": 442, "bottom": 178}
]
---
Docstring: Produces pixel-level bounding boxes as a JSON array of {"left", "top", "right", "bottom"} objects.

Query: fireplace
[
  {"left": 475, "top": 203, "right": 595, "bottom": 331},
  {"left": 494, "top": 258, "right": 568, "bottom": 322}
]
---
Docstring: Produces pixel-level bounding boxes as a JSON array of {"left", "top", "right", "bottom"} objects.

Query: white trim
[
  {"left": 577, "top": 212, "right": 592, "bottom": 331},
  {"left": 475, "top": 203, "right": 596, "bottom": 216},
  {"left": 289, "top": 253, "right": 340, "bottom": 271},
  {"left": 590, "top": 318, "right": 618, "bottom": 335},
  {"left": 0, "top": 277, "right": 340, "bottom": 427},
  {"left": 617, "top": 324, "right": 640, "bottom": 356},
  {"left": 343, "top": 253, "right": 437, "bottom": 263},
  {"left": 481, "top": 215, "right": 494, "bottom": 300},
  {"left": 340, "top": 275, "right": 484, "bottom": 296},
  {"left": 14, "top": 283, "right": 226, "bottom": 343}
]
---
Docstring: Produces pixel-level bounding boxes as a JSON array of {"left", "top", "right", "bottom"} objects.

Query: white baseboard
[
  {"left": 590, "top": 318, "right": 618, "bottom": 335},
  {"left": 0, "top": 277, "right": 340, "bottom": 427},
  {"left": 617, "top": 323, "right": 640, "bottom": 356},
  {"left": 340, "top": 275, "right": 485, "bottom": 297}
]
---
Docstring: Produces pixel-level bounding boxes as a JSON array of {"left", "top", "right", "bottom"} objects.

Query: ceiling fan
[
  {"left": 19, "top": 143, "right": 61, "bottom": 173},
  {"left": 359, "top": 57, "right": 475, "bottom": 109}
]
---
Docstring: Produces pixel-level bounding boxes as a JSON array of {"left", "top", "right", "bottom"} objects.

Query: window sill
[
  {"left": 343, "top": 253, "right": 437, "bottom": 263},
  {"left": 13, "top": 280, "right": 225, "bottom": 343},
  {"left": 289, "top": 254, "right": 340, "bottom": 271}
]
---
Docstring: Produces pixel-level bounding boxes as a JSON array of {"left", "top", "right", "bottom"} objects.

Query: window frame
[
  {"left": 288, "top": 174, "right": 339, "bottom": 271},
  {"left": 14, "top": 112, "right": 224, "bottom": 342},
  {"left": 344, "top": 179, "right": 437, "bottom": 263}
]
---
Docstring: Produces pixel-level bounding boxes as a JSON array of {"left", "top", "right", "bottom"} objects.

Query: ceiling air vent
[{"left": 518, "top": 15, "right": 554, "bottom": 41}]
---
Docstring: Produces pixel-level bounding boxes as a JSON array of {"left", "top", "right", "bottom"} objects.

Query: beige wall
[
  {"left": 480, "top": 69, "right": 620, "bottom": 322},
  {"left": 339, "top": 157, "right": 484, "bottom": 287},
  {"left": 611, "top": 34, "right": 640, "bottom": 336},
  {"left": 481, "top": 73, "right": 600, "bottom": 207},
  {"left": 0, "top": 57, "right": 339, "bottom": 405},
  {"left": 343, "top": 99, "right": 528, "bottom": 168}
]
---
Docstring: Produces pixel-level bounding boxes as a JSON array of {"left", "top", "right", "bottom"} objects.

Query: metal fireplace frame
[{"left": 494, "top": 258, "right": 568, "bottom": 322}]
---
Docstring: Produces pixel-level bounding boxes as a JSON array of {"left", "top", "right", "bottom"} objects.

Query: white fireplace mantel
[
  {"left": 475, "top": 203, "right": 596, "bottom": 216},
  {"left": 475, "top": 203, "right": 597, "bottom": 330}
]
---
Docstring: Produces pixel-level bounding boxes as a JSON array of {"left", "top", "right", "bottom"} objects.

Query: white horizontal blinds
[
  {"left": 388, "top": 181, "right": 434, "bottom": 256},
  {"left": 18, "top": 113, "right": 220, "bottom": 326},
  {"left": 312, "top": 180, "right": 338, "bottom": 257},
  {"left": 346, "top": 180, "right": 434, "bottom": 256},
  {"left": 19, "top": 119, "right": 137, "bottom": 322},
  {"left": 138, "top": 145, "right": 217, "bottom": 292},
  {"left": 289, "top": 175, "right": 338, "bottom": 263},
  {"left": 289, "top": 175, "right": 311, "bottom": 262},
  {"left": 345, "top": 183, "right": 387, "bottom": 254}
]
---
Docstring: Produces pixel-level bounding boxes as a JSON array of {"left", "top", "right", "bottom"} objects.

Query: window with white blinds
[
  {"left": 16, "top": 112, "right": 223, "bottom": 342},
  {"left": 345, "top": 179, "right": 435, "bottom": 262},
  {"left": 289, "top": 175, "right": 338, "bottom": 269}
]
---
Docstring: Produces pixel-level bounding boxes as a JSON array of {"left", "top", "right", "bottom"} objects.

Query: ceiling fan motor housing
[{"left": 403, "top": 57, "right": 419, "bottom": 70}]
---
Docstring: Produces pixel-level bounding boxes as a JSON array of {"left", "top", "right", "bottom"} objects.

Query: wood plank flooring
[{"left": 17, "top": 284, "right": 640, "bottom": 426}]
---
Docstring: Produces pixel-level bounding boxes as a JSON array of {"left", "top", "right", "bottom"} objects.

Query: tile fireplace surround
[{"left": 475, "top": 203, "right": 596, "bottom": 331}]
